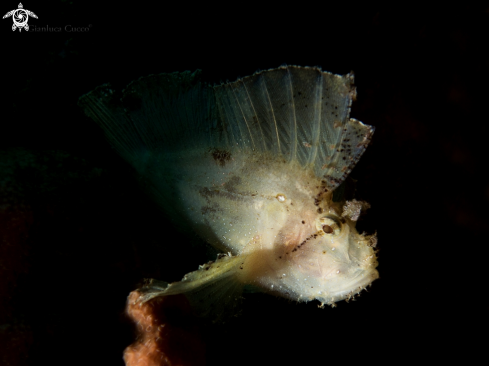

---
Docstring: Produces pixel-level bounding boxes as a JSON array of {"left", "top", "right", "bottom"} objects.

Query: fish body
[{"left": 79, "top": 66, "right": 378, "bottom": 312}]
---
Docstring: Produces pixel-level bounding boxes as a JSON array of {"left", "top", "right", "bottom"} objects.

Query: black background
[{"left": 1, "top": 2, "right": 487, "bottom": 365}]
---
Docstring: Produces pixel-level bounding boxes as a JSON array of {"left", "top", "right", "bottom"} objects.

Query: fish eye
[
  {"left": 317, "top": 215, "right": 342, "bottom": 235},
  {"left": 322, "top": 225, "right": 334, "bottom": 234}
]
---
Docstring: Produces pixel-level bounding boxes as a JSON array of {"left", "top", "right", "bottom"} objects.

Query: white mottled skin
[
  {"left": 79, "top": 66, "right": 379, "bottom": 308},
  {"left": 147, "top": 146, "right": 378, "bottom": 306}
]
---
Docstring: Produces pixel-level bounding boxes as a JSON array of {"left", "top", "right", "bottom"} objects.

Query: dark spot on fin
[{"left": 209, "top": 148, "right": 232, "bottom": 167}]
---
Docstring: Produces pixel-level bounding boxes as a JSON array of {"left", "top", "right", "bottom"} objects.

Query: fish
[{"left": 78, "top": 65, "right": 379, "bottom": 316}]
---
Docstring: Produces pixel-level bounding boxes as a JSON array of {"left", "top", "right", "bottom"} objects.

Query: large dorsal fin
[
  {"left": 213, "top": 65, "right": 374, "bottom": 190},
  {"left": 79, "top": 66, "right": 374, "bottom": 191}
]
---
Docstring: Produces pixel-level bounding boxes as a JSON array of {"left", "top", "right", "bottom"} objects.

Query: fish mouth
[
  {"left": 330, "top": 242, "right": 379, "bottom": 302},
  {"left": 325, "top": 267, "right": 379, "bottom": 304}
]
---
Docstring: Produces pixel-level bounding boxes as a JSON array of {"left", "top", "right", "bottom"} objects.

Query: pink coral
[{"left": 123, "top": 291, "right": 205, "bottom": 366}]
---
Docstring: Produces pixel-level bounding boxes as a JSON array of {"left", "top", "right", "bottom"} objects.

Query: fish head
[{"left": 252, "top": 205, "right": 379, "bottom": 306}]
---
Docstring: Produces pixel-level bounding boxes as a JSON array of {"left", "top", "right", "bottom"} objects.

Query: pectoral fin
[{"left": 136, "top": 253, "right": 246, "bottom": 321}]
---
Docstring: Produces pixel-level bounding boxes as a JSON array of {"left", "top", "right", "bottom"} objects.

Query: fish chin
[
  {"left": 315, "top": 232, "right": 379, "bottom": 305},
  {"left": 316, "top": 265, "right": 379, "bottom": 306}
]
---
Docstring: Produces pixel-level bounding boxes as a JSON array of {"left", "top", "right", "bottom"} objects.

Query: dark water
[{"left": 1, "top": 2, "right": 486, "bottom": 365}]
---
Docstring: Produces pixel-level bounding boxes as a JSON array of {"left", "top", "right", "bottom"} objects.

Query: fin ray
[
  {"left": 137, "top": 254, "right": 245, "bottom": 321},
  {"left": 214, "top": 65, "right": 374, "bottom": 190}
]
